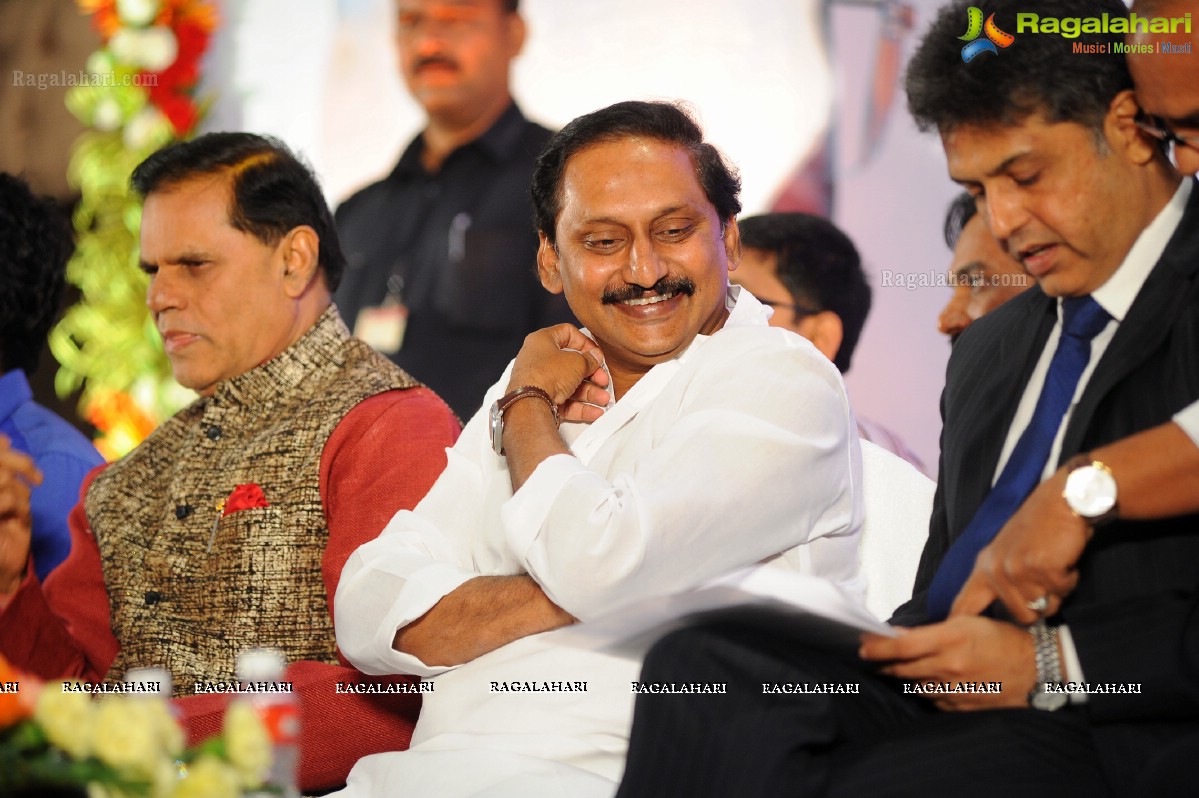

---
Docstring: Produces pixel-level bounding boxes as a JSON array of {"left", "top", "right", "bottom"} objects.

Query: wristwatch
[
  {"left": 1062, "top": 456, "right": 1118, "bottom": 525},
  {"left": 1027, "top": 619, "right": 1067, "bottom": 711},
  {"left": 489, "top": 385, "right": 559, "bottom": 456}
]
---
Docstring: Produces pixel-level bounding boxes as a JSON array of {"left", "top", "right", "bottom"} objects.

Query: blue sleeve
[{"left": 29, "top": 450, "right": 102, "bottom": 581}]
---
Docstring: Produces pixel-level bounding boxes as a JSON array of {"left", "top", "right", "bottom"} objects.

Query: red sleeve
[
  {"left": 0, "top": 466, "right": 118, "bottom": 683},
  {"left": 279, "top": 386, "right": 458, "bottom": 791},
  {"left": 320, "top": 386, "right": 460, "bottom": 627}
]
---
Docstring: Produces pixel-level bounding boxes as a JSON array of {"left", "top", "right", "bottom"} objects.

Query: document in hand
[{"left": 548, "top": 566, "right": 897, "bottom": 661}]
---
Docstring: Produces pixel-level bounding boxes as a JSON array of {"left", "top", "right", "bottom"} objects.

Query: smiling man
[
  {"left": 332, "top": 101, "right": 863, "bottom": 797},
  {"left": 0, "top": 133, "right": 460, "bottom": 791},
  {"left": 615, "top": 1, "right": 1199, "bottom": 796}
]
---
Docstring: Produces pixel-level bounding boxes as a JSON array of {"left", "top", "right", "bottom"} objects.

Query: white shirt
[
  {"left": 332, "top": 287, "right": 863, "bottom": 795},
  {"left": 990, "top": 180, "right": 1191, "bottom": 692},
  {"left": 1176, "top": 398, "right": 1199, "bottom": 445}
]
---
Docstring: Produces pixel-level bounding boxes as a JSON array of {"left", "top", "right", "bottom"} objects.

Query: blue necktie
[{"left": 926, "top": 296, "right": 1111, "bottom": 621}]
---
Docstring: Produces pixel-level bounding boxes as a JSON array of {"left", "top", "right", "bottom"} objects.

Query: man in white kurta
[{"left": 332, "top": 100, "right": 864, "bottom": 797}]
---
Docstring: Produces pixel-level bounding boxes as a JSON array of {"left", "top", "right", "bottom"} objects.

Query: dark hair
[
  {"left": 906, "top": 0, "right": 1133, "bottom": 136},
  {"left": 531, "top": 101, "right": 741, "bottom": 243},
  {"left": 502, "top": 0, "right": 518, "bottom": 11},
  {"left": 739, "top": 213, "right": 870, "bottom": 373},
  {"left": 131, "top": 132, "right": 346, "bottom": 291},
  {"left": 943, "top": 191, "right": 979, "bottom": 250},
  {"left": 0, "top": 173, "right": 74, "bottom": 374}
]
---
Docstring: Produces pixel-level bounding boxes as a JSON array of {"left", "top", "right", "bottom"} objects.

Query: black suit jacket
[{"left": 892, "top": 180, "right": 1199, "bottom": 785}]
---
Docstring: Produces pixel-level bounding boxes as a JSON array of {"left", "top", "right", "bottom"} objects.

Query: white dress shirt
[
  {"left": 1175, "top": 398, "right": 1199, "bottom": 445},
  {"left": 990, "top": 180, "right": 1191, "bottom": 692},
  {"left": 332, "top": 287, "right": 864, "bottom": 796}
]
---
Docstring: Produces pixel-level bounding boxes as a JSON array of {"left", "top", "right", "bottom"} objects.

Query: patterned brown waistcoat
[{"left": 89, "top": 307, "right": 420, "bottom": 694}]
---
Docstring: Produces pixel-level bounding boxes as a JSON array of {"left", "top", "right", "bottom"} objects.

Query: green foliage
[{"left": 51, "top": 79, "right": 195, "bottom": 456}]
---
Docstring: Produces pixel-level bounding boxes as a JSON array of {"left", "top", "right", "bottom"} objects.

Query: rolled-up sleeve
[{"left": 335, "top": 410, "right": 496, "bottom": 677}]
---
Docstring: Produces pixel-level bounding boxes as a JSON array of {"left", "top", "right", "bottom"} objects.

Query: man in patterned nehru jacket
[{"left": 0, "top": 133, "right": 460, "bottom": 791}]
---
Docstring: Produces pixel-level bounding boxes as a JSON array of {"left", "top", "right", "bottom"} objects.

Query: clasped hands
[
  {"left": 951, "top": 467, "right": 1091, "bottom": 624},
  {"left": 862, "top": 468, "right": 1090, "bottom": 710},
  {"left": 0, "top": 434, "right": 43, "bottom": 596},
  {"left": 507, "top": 324, "right": 611, "bottom": 423}
]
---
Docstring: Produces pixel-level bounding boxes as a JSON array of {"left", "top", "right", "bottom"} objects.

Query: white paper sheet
[{"left": 547, "top": 565, "right": 897, "bottom": 660}]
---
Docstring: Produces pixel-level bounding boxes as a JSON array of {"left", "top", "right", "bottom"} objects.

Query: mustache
[
  {"left": 602, "top": 276, "right": 696, "bottom": 305},
  {"left": 414, "top": 55, "right": 460, "bottom": 72}
]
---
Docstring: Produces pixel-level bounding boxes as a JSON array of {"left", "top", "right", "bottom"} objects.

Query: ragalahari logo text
[{"left": 959, "top": 7, "right": 1015, "bottom": 62}]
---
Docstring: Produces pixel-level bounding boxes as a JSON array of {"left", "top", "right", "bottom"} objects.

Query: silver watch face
[
  {"left": 1063, "top": 464, "right": 1117, "bottom": 519},
  {"left": 489, "top": 400, "right": 505, "bottom": 455}
]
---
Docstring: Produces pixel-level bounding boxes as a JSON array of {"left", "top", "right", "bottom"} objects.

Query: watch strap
[
  {"left": 1028, "top": 619, "right": 1064, "bottom": 710},
  {"left": 496, "top": 385, "right": 560, "bottom": 426},
  {"left": 492, "top": 385, "right": 560, "bottom": 456}
]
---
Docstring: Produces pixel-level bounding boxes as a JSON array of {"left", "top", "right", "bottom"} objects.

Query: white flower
[
  {"left": 222, "top": 701, "right": 272, "bottom": 788},
  {"left": 150, "top": 757, "right": 183, "bottom": 798},
  {"left": 35, "top": 686, "right": 96, "bottom": 760},
  {"left": 149, "top": 698, "right": 186, "bottom": 757},
  {"left": 171, "top": 755, "right": 240, "bottom": 798},
  {"left": 86, "top": 50, "right": 115, "bottom": 76},
  {"left": 92, "top": 96, "right": 125, "bottom": 131},
  {"left": 109, "top": 26, "right": 178, "bottom": 72},
  {"left": 116, "top": 0, "right": 161, "bottom": 27},
  {"left": 123, "top": 106, "right": 173, "bottom": 152},
  {"left": 87, "top": 784, "right": 113, "bottom": 798},
  {"left": 92, "top": 697, "right": 164, "bottom": 777}
]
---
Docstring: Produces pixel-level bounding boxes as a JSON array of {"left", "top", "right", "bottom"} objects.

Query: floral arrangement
[
  {"left": 49, "top": 0, "right": 219, "bottom": 460},
  {"left": 0, "top": 656, "right": 272, "bottom": 798}
]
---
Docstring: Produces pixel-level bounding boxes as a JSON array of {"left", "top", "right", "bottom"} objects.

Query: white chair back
[{"left": 858, "top": 439, "right": 935, "bottom": 620}]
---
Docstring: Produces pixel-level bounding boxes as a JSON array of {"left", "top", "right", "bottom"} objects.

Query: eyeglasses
[
  {"left": 1134, "top": 111, "right": 1199, "bottom": 171},
  {"left": 759, "top": 299, "right": 822, "bottom": 318}
]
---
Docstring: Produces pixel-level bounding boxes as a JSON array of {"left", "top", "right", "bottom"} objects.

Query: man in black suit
[
  {"left": 952, "top": 0, "right": 1199, "bottom": 629},
  {"left": 614, "top": 1, "right": 1199, "bottom": 795}
]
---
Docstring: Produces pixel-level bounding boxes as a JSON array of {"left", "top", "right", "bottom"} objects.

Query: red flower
[
  {"left": 223, "top": 484, "right": 270, "bottom": 516},
  {"left": 145, "top": 19, "right": 211, "bottom": 135},
  {"left": 153, "top": 92, "right": 200, "bottom": 135}
]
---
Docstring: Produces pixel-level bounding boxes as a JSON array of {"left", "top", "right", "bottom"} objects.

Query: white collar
[
  {"left": 1090, "top": 178, "right": 1191, "bottom": 321},
  {"left": 723, "top": 283, "right": 772, "bottom": 328}
]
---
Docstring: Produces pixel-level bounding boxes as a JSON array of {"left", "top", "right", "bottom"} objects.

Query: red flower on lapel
[{"left": 223, "top": 483, "right": 270, "bottom": 516}]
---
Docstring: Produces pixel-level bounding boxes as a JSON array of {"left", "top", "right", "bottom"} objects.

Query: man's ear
[
  {"left": 1107, "top": 89, "right": 1158, "bottom": 167},
  {"left": 800, "top": 311, "right": 844, "bottom": 365},
  {"left": 723, "top": 217, "right": 742, "bottom": 273},
  {"left": 280, "top": 226, "right": 322, "bottom": 298},
  {"left": 536, "top": 232, "right": 564, "bottom": 294},
  {"left": 507, "top": 11, "right": 527, "bottom": 58}
]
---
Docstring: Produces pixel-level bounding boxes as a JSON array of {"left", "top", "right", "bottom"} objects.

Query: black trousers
[{"left": 615, "top": 621, "right": 1112, "bottom": 798}]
